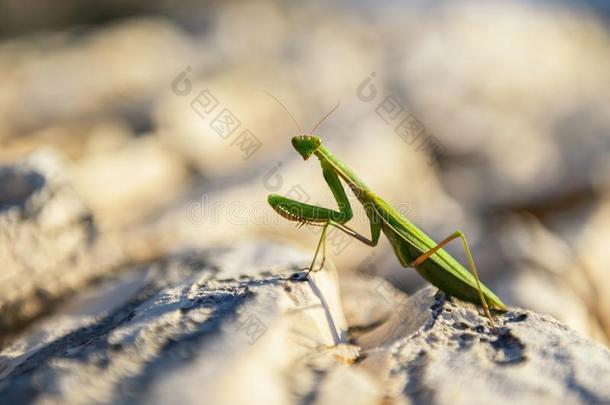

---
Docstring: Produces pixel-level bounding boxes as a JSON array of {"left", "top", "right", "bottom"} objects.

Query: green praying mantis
[{"left": 266, "top": 97, "right": 507, "bottom": 324}]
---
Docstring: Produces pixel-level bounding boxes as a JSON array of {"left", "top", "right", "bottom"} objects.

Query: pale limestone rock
[
  {"left": 2, "top": 243, "right": 609, "bottom": 405},
  {"left": 69, "top": 136, "right": 189, "bottom": 229},
  {"left": 0, "top": 243, "right": 361, "bottom": 404},
  {"left": 358, "top": 287, "right": 610, "bottom": 405},
  {"left": 0, "top": 151, "right": 117, "bottom": 335}
]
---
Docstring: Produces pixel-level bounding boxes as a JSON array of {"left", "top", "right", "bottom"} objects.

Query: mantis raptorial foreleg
[{"left": 269, "top": 160, "right": 354, "bottom": 274}]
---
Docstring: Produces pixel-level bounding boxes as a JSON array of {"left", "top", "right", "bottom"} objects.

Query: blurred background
[{"left": 0, "top": 0, "right": 609, "bottom": 346}]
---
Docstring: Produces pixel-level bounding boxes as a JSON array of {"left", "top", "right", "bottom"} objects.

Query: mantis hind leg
[{"left": 409, "top": 231, "right": 494, "bottom": 326}]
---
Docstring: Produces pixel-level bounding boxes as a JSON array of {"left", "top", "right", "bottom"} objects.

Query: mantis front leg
[{"left": 268, "top": 160, "right": 379, "bottom": 274}]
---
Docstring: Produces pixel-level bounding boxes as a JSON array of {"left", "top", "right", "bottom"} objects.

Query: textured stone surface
[
  {"left": 0, "top": 151, "right": 118, "bottom": 336},
  {"left": 0, "top": 243, "right": 361, "bottom": 405},
  {"left": 2, "top": 242, "right": 609, "bottom": 404},
  {"left": 358, "top": 287, "right": 610, "bottom": 405}
]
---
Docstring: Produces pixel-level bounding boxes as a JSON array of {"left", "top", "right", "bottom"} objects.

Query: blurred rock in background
[{"left": 0, "top": 0, "right": 609, "bottom": 401}]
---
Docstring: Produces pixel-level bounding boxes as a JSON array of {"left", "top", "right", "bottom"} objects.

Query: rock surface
[
  {"left": 1, "top": 242, "right": 609, "bottom": 405},
  {"left": 0, "top": 243, "right": 358, "bottom": 404},
  {"left": 358, "top": 287, "right": 610, "bottom": 405},
  {"left": 0, "top": 151, "right": 119, "bottom": 337}
]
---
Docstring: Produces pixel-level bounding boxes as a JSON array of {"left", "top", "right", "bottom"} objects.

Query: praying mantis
[{"left": 266, "top": 97, "right": 506, "bottom": 324}]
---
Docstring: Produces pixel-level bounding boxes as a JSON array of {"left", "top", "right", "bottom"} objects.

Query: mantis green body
[{"left": 266, "top": 104, "right": 506, "bottom": 322}]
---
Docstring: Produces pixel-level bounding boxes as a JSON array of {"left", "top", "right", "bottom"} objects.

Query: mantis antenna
[
  {"left": 263, "top": 91, "right": 303, "bottom": 134},
  {"left": 309, "top": 100, "right": 340, "bottom": 134}
]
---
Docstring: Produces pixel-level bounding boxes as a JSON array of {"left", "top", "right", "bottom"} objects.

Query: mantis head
[{"left": 291, "top": 135, "right": 321, "bottom": 160}]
